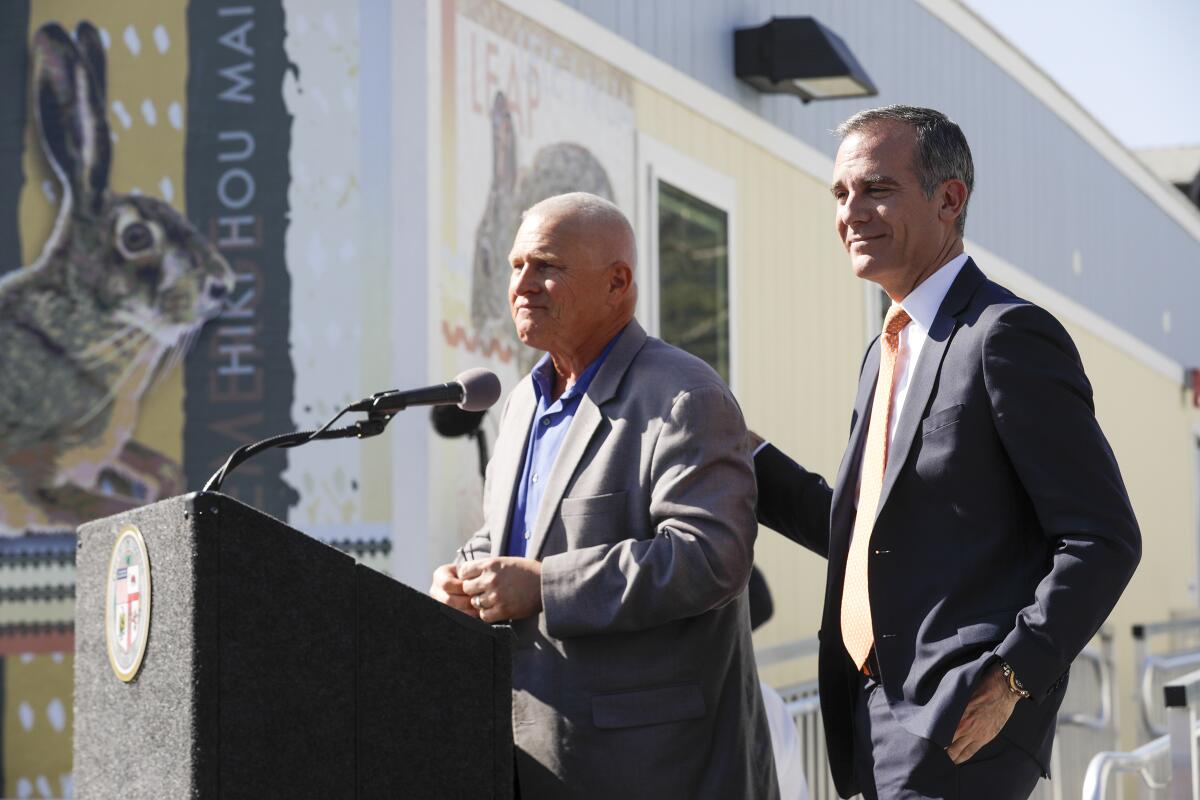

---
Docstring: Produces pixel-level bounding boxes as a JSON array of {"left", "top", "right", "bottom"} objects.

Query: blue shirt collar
[{"left": 530, "top": 325, "right": 627, "bottom": 406}]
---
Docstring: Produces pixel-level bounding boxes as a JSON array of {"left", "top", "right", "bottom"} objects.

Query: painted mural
[
  {"left": 0, "top": 0, "right": 640, "bottom": 793},
  {"left": 469, "top": 89, "right": 616, "bottom": 376},
  {"left": 1, "top": 21, "right": 234, "bottom": 537},
  {"left": 0, "top": 0, "right": 422, "bottom": 787},
  {"left": 431, "top": 0, "right": 635, "bottom": 561}
]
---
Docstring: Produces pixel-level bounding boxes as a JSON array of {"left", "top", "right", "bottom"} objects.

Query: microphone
[
  {"left": 348, "top": 368, "right": 501, "bottom": 414},
  {"left": 431, "top": 405, "right": 486, "bottom": 438}
]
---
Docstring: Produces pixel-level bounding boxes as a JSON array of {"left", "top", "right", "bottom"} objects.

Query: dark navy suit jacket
[{"left": 755, "top": 260, "right": 1141, "bottom": 798}]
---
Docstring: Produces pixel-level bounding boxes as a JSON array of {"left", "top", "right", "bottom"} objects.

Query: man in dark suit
[{"left": 754, "top": 105, "right": 1141, "bottom": 799}]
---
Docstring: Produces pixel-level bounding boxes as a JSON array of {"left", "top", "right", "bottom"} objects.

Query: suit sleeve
[
  {"left": 984, "top": 303, "right": 1141, "bottom": 699},
  {"left": 539, "top": 384, "right": 756, "bottom": 638},
  {"left": 753, "top": 444, "right": 833, "bottom": 559},
  {"left": 453, "top": 393, "right": 513, "bottom": 566}
]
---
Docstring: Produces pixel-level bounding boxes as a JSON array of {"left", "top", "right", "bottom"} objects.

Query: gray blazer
[{"left": 459, "top": 320, "right": 779, "bottom": 799}]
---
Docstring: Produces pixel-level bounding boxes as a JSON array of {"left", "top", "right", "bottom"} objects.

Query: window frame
[{"left": 635, "top": 133, "right": 739, "bottom": 391}]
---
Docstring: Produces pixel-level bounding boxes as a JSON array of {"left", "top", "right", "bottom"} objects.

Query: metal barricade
[
  {"left": 1032, "top": 630, "right": 1120, "bottom": 800},
  {"left": 1135, "top": 619, "right": 1200, "bottom": 742},
  {"left": 760, "top": 636, "right": 840, "bottom": 799},
  {"left": 781, "top": 681, "right": 838, "bottom": 800},
  {"left": 1083, "top": 668, "right": 1200, "bottom": 800},
  {"left": 1082, "top": 734, "right": 1171, "bottom": 800}
]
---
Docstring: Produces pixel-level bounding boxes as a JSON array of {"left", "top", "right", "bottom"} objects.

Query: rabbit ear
[
  {"left": 74, "top": 22, "right": 107, "bottom": 99},
  {"left": 491, "top": 92, "right": 516, "bottom": 191},
  {"left": 32, "top": 22, "right": 111, "bottom": 217}
]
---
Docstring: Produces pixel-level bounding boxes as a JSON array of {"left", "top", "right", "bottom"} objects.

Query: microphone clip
[
  {"left": 354, "top": 412, "right": 392, "bottom": 439},
  {"left": 346, "top": 391, "right": 401, "bottom": 414}
]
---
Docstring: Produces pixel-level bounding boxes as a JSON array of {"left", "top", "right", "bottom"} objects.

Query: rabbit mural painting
[{"left": 0, "top": 22, "right": 235, "bottom": 536}]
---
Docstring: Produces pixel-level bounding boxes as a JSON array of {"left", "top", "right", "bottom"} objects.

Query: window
[
  {"left": 636, "top": 134, "right": 737, "bottom": 388},
  {"left": 657, "top": 181, "right": 730, "bottom": 383}
]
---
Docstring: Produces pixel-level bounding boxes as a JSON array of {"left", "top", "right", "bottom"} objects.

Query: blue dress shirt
[{"left": 505, "top": 330, "right": 624, "bottom": 558}]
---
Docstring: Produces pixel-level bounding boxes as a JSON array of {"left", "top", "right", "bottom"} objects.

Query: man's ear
[
  {"left": 939, "top": 179, "right": 968, "bottom": 226},
  {"left": 607, "top": 261, "right": 633, "bottom": 305}
]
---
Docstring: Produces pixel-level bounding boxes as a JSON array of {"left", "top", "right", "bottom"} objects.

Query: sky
[{"left": 961, "top": 0, "right": 1200, "bottom": 150}]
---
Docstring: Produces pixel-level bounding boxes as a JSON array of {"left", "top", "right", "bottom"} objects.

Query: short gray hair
[
  {"left": 523, "top": 191, "right": 637, "bottom": 269},
  {"left": 837, "top": 105, "right": 974, "bottom": 235}
]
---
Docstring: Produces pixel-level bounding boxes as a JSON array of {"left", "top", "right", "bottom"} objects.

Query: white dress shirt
[{"left": 855, "top": 253, "right": 969, "bottom": 500}]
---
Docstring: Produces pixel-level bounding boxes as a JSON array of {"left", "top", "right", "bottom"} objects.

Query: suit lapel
[
  {"left": 527, "top": 321, "right": 648, "bottom": 560},
  {"left": 829, "top": 338, "right": 880, "bottom": 559},
  {"left": 874, "top": 260, "right": 985, "bottom": 518},
  {"left": 490, "top": 380, "right": 536, "bottom": 557}
]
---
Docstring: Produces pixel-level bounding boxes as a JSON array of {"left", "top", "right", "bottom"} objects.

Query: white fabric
[{"left": 759, "top": 680, "right": 810, "bottom": 800}]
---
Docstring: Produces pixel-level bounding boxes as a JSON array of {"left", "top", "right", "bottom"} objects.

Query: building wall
[
  {"left": 559, "top": 0, "right": 1200, "bottom": 383},
  {"left": 1068, "top": 319, "right": 1200, "bottom": 747},
  {"left": 634, "top": 68, "right": 1200, "bottom": 709}
]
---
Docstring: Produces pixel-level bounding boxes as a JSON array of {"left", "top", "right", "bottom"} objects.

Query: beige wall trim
[
  {"left": 917, "top": 0, "right": 1200, "bottom": 243},
  {"left": 497, "top": 0, "right": 1186, "bottom": 384}
]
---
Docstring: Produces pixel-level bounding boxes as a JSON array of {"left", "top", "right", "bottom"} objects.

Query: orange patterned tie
[{"left": 841, "top": 304, "right": 911, "bottom": 671}]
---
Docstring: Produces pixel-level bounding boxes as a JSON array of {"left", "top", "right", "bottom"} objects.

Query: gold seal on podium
[{"left": 105, "top": 524, "right": 153, "bottom": 682}]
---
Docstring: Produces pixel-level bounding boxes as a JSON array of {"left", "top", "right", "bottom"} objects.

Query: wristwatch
[{"left": 999, "top": 660, "right": 1032, "bottom": 700}]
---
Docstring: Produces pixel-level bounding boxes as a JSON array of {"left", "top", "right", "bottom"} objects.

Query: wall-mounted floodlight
[{"left": 735, "top": 17, "right": 877, "bottom": 103}]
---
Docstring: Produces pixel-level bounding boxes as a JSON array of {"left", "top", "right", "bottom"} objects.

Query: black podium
[{"left": 74, "top": 492, "right": 513, "bottom": 799}]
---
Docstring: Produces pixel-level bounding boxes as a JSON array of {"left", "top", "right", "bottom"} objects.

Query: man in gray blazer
[
  {"left": 754, "top": 106, "right": 1141, "bottom": 799},
  {"left": 430, "top": 192, "right": 778, "bottom": 799}
]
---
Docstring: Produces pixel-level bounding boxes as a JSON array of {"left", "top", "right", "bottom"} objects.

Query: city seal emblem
[{"left": 105, "top": 524, "right": 152, "bottom": 682}]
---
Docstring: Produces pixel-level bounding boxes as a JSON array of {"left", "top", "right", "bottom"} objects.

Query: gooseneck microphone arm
[
  {"left": 202, "top": 413, "right": 391, "bottom": 494},
  {"left": 202, "top": 368, "right": 502, "bottom": 494}
]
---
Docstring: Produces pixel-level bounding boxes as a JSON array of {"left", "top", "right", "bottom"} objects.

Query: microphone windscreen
[
  {"left": 431, "top": 405, "right": 485, "bottom": 438},
  {"left": 456, "top": 368, "right": 502, "bottom": 412}
]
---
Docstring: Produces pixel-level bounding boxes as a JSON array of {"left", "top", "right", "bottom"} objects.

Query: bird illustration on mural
[{"left": 470, "top": 90, "right": 616, "bottom": 374}]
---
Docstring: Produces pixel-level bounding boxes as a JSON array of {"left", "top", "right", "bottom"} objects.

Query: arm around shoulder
[{"left": 753, "top": 443, "right": 833, "bottom": 559}]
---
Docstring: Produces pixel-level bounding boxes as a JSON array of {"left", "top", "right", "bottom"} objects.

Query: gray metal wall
[{"left": 562, "top": 0, "right": 1200, "bottom": 369}]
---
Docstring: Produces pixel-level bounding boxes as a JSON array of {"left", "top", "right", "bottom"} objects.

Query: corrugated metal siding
[{"left": 562, "top": 0, "right": 1200, "bottom": 368}]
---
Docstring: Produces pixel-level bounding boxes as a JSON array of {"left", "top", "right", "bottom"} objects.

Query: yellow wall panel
[{"left": 1066, "top": 322, "right": 1200, "bottom": 747}]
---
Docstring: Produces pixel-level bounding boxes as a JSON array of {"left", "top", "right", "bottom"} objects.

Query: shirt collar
[
  {"left": 530, "top": 326, "right": 627, "bottom": 405},
  {"left": 899, "top": 252, "right": 969, "bottom": 333}
]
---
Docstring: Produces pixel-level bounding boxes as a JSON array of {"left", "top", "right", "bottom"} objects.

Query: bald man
[{"left": 431, "top": 193, "right": 778, "bottom": 799}]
